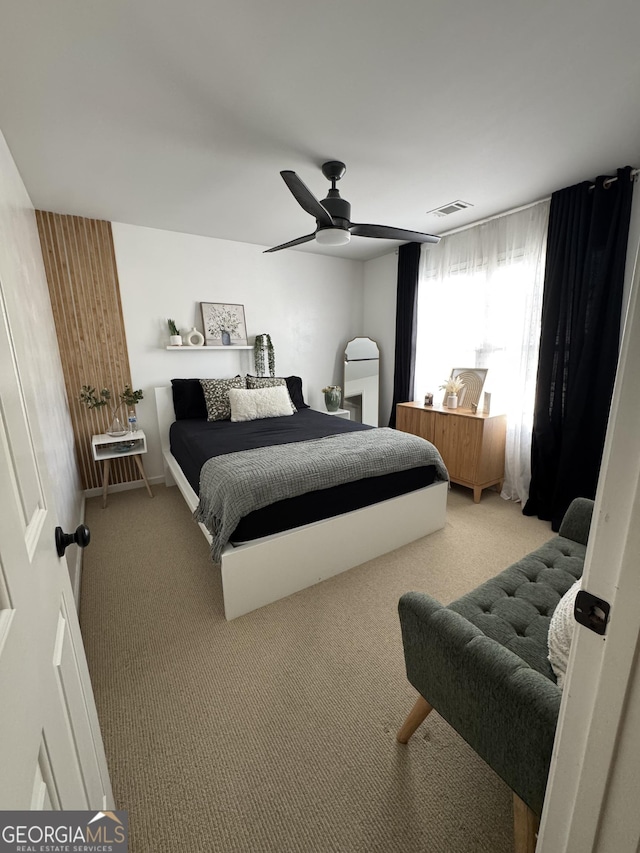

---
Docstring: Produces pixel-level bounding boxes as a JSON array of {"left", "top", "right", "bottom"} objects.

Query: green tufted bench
[{"left": 396, "top": 497, "right": 594, "bottom": 851}]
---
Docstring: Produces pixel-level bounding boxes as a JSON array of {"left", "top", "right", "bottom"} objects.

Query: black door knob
[{"left": 55, "top": 524, "right": 91, "bottom": 558}]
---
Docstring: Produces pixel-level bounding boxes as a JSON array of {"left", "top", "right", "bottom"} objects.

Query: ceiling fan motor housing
[{"left": 320, "top": 189, "right": 351, "bottom": 228}]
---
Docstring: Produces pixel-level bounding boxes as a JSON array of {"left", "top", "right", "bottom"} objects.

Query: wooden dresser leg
[
  {"left": 397, "top": 694, "right": 433, "bottom": 744},
  {"left": 473, "top": 485, "right": 482, "bottom": 503},
  {"left": 513, "top": 793, "right": 539, "bottom": 853}
]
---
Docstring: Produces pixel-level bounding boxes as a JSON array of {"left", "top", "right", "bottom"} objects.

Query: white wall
[
  {"left": 0, "top": 131, "right": 83, "bottom": 593},
  {"left": 363, "top": 251, "right": 397, "bottom": 426},
  {"left": 112, "top": 222, "right": 365, "bottom": 480}
]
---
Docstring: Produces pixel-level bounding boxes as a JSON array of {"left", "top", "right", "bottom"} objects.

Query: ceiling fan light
[{"left": 316, "top": 228, "right": 351, "bottom": 246}]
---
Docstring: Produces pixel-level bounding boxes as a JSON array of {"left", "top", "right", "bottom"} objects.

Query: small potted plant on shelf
[
  {"left": 168, "top": 319, "right": 182, "bottom": 346},
  {"left": 79, "top": 384, "right": 144, "bottom": 436},
  {"left": 439, "top": 376, "right": 465, "bottom": 409}
]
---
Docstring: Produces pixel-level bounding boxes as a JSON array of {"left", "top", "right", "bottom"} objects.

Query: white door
[
  {"left": 537, "top": 239, "right": 640, "bottom": 849},
  {"left": 0, "top": 279, "right": 113, "bottom": 809}
]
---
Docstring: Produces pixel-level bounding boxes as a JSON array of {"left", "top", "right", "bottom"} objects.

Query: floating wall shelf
[{"left": 165, "top": 346, "right": 253, "bottom": 351}]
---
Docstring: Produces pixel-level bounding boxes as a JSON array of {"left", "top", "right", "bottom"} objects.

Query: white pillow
[
  {"left": 548, "top": 579, "right": 581, "bottom": 688},
  {"left": 229, "top": 385, "right": 295, "bottom": 422}
]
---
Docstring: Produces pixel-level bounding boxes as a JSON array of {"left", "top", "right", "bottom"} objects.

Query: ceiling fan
[{"left": 264, "top": 160, "right": 441, "bottom": 253}]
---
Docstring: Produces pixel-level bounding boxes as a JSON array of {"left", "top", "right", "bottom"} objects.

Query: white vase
[
  {"left": 446, "top": 394, "right": 458, "bottom": 409},
  {"left": 169, "top": 334, "right": 182, "bottom": 347},
  {"left": 186, "top": 327, "right": 204, "bottom": 347}
]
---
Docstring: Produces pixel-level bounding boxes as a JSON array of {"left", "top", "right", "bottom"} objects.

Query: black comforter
[{"left": 170, "top": 409, "right": 437, "bottom": 544}]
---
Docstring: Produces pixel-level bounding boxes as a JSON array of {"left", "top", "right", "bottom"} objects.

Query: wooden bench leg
[
  {"left": 513, "top": 793, "right": 539, "bottom": 853},
  {"left": 397, "top": 694, "right": 433, "bottom": 744}
]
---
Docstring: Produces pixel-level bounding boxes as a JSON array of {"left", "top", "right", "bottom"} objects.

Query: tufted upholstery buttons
[{"left": 448, "top": 535, "right": 586, "bottom": 677}]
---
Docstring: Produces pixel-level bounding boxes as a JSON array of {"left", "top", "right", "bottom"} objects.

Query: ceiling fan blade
[
  {"left": 263, "top": 232, "right": 317, "bottom": 254},
  {"left": 280, "top": 171, "right": 334, "bottom": 227},
  {"left": 350, "top": 223, "right": 441, "bottom": 244}
]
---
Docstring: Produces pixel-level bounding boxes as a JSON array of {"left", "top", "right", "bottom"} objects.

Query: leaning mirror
[{"left": 343, "top": 337, "right": 380, "bottom": 426}]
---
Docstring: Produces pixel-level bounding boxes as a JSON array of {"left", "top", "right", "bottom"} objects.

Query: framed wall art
[
  {"left": 200, "top": 302, "right": 248, "bottom": 347},
  {"left": 442, "top": 368, "right": 488, "bottom": 409}
]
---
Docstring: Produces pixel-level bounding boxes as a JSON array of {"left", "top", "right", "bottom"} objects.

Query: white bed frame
[{"left": 155, "top": 386, "right": 447, "bottom": 620}]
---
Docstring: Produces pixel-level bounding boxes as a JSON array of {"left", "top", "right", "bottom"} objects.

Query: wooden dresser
[{"left": 396, "top": 402, "right": 507, "bottom": 502}]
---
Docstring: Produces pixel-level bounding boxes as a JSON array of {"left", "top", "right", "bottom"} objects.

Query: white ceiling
[{"left": 0, "top": 0, "right": 639, "bottom": 261}]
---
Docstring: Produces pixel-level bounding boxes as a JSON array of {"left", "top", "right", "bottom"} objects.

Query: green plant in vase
[{"left": 79, "top": 383, "right": 144, "bottom": 436}]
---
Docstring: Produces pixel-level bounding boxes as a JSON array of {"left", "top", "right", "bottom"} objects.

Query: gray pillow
[{"left": 200, "top": 376, "right": 246, "bottom": 421}]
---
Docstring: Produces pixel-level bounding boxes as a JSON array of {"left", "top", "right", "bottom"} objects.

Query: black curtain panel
[
  {"left": 388, "top": 242, "right": 421, "bottom": 428},
  {"left": 524, "top": 167, "right": 634, "bottom": 530}
]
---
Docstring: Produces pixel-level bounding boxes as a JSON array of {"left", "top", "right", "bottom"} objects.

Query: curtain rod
[
  {"left": 435, "top": 168, "right": 638, "bottom": 239},
  {"left": 436, "top": 197, "right": 549, "bottom": 238},
  {"left": 594, "top": 168, "right": 639, "bottom": 190}
]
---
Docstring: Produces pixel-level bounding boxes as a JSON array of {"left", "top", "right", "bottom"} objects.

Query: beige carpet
[{"left": 80, "top": 484, "right": 552, "bottom": 853}]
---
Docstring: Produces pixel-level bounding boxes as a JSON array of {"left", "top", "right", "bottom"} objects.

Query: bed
[{"left": 155, "top": 379, "right": 448, "bottom": 620}]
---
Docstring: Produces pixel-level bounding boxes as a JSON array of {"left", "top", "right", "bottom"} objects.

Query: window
[{"left": 415, "top": 201, "right": 550, "bottom": 502}]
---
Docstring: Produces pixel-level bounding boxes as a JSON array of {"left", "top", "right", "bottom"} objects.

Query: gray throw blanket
[{"left": 194, "top": 428, "right": 448, "bottom": 562}]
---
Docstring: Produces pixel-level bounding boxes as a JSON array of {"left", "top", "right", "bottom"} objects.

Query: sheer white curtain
[{"left": 415, "top": 200, "right": 550, "bottom": 503}]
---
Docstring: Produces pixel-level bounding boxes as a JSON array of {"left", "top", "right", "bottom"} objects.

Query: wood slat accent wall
[{"left": 36, "top": 211, "right": 138, "bottom": 490}]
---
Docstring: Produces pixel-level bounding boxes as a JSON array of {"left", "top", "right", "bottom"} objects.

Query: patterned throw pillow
[
  {"left": 245, "top": 376, "right": 296, "bottom": 410},
  {"left": 246, "top": 376, "right": 286, "bottom": 389},
  {"left": 200, "top": 376, "right": 246, "bottom": 421}
]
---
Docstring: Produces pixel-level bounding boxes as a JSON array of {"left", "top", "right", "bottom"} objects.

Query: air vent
[{"left": 426, "top": 200, "right": 474, "bottom": 218}]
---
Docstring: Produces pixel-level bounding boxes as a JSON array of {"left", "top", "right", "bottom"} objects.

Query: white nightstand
[
  {"left": 323, "top": 408, "right": 350, "bottom": 419},
  {"left": 91, "top": 430, "right": 153, "bottom": 508}
]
